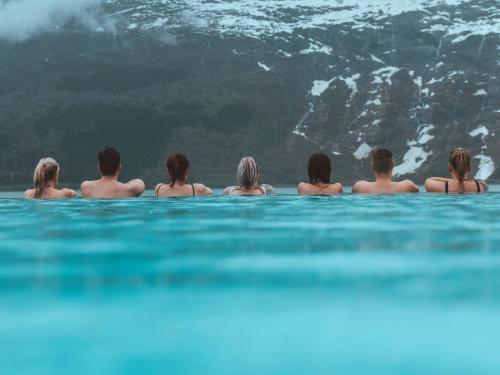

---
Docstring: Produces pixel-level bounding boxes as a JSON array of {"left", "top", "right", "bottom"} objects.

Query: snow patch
[
  {"left": 372, "top": 67, "right": 401, "bottom": 85},
  {"left": 469, "top": 125, "right": 489, "bottom": 138},
  {"left": 473, "top": 89, "right": 487, "bottom": 96},
  {"left": 474, "top": 155, "right": 494, "bottom": 180},
  {"left": 353, "top": 143, "right": 372, "bottom": 160},
  {"left": 257, "top": 62, "right": 271, "bottom": 72},
  {"left": 393, "top": 147, "right": 431, "bottom": 176},
  {"left": 310, "top": 79, "right": 334, "bottom": 96}
]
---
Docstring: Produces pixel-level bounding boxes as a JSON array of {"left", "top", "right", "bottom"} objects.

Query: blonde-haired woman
[
  {"left": 224, "top": 157, "right": 276, "bottom": 196},
  {"left": 24, "top": 158, "right": 77, "bottom": 199},
  {"left": 425, "top": 148, "right": 488, "bottom": 193}
]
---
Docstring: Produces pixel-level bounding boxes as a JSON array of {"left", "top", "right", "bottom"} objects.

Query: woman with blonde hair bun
[
  {"left": 224, "top": 156, "right": 276, "bottom": 196},
  {"left": 424, "top": 148, "right": 488, "bottom": 194},
  {"left": 24, "top": 158, "right": 77, "bottom": 199}
]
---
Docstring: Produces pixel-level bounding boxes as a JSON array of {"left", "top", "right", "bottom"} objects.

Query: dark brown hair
[
  {"left": 449, "top": 148, "right": 471, "bottom": 192},
  {"left": 98, "top": 147, "right": 121, "bottom": 176},
  {"left": 167, "top": 153, "right": 190, "bottom": 187},
  {"left": 372, "top": 149, "right": 394, "bottom": 175},
  {"left": 308, "top": 153, "right": 331, "bottom": 184}
]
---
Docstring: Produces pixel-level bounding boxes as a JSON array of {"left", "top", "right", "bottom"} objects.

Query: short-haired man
[
  {"left": 352, "top": 149, "right": 419, "bottom": 194},
  {"left": 81, "top": 147, "right": 145, "bottom": 198}
]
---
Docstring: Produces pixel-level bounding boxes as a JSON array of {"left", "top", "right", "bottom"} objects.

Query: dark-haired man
[
  {"left": 81, "top": 147, "right": 145, "bottom": 198},
  {"left": 352, "top": 149, "right": 419, "bottom": 194}
]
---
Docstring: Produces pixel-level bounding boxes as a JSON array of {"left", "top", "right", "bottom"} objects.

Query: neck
[
  {"left": 451, "top": 171, "right": 468, "bottom": 180},
  {"left": 375, "top": 173, "right": 392, "bottom": 182},
  {"left": 101, "top": 174, "right": 118, "bottom": 182}
]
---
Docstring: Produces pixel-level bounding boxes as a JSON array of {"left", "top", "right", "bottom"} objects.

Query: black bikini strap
[
  {"left": 192, "top": 184, "right": 195, "bottom": 197},
  {"left": 445, "top": 181, "right": 448, "bottom": 194},
  {"left": 475, "top": 180, "right": 481, "bottom": 193},
  {"left": 155, "top": 183, "right": 164, "bottom": 197}
]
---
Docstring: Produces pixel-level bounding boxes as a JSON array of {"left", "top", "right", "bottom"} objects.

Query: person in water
[
  {"left": 352, "top": 149, "right": 419, "bottom": 194},
  {"left": 80, "top": 147, "right": 145, "bottom": 198},
  {"left": 298, "top": 153, "right": 343, "bottom": 195},
  {"left": 25, "top": 158, "right": 77, "bottom": 199},
  {"left": 224, "top": 157, "right": 276, "bottom": 196},
  {"left": 155, "top": 153, "right": 213, "bottom": 197},
  {"left": 424, "top": 148, "right": 488, "bottom": 193}
]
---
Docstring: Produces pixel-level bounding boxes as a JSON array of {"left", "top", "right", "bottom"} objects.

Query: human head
[
  {"left": 34, "top": 158, "right": 59, "bottom": 199},
  {"left": 98, "top": 147, "right": 121, "bottom": 176},
  {"left": 448, "top": 148, "right": 471, "bottom": 191},
  {"left": 237, "top": 157, "right": 259, "bottom": 190},
  {"left": 371, "top": 149, "right": 394, "bottom": 176},
  {"left": 308, "top": 153, "right": 331, "bottom": 184},
  {"left": 166, "top": 153, "right": 190, "bottom": 187}
]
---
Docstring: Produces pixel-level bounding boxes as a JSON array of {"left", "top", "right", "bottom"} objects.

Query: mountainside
[{"left": 0, "top": 0, "right": 499, "bottom": 188}]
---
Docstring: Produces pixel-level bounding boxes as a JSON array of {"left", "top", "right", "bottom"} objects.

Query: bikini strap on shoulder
[
  {"left": 444, "top": 181, "right": 448, "bottom": 194},
  {"left": 475, "top": 179, "right": 481, "bottom": 193},
  {"left": 192, "top": 184, "right": 195, "bottom": 197},
  {"left": 155, "top": 183, "right": 164, "bottom": 197}
]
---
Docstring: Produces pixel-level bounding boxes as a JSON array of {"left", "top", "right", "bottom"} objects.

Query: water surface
[{"left": 1, "top": 194, "right": 500, "bottom": 374}]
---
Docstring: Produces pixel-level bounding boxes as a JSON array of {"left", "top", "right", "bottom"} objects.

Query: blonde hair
[
  {"left": 449, "top": 148, "right": 471, "bottom": 193},
  {"left": 34, "top": 158, "right": 59, "bottom": 199},
  {"left": 237, "top": 157, "right": 259, "bottom": 190}
]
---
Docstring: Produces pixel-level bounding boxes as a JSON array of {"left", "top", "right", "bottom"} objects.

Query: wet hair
[
  {"left": 308, "top": 153, "right": 331, "bottom": 184},
  {"left": 98, "top": 147, "right": 121, "bottom": 176},
  {"left": 237, "top": 157, "right": 259, "bottom": 190},
  {"left": 372, "top": 149, "right": 394, "bottom": 174},
  {"left": 33, "top": 158, "right": 59, "bottom": 199},
  {"left": 449, "top": 148, "right": 471, "bottom": 192},
  {"left": 166, "top": 153, "right": 190, "bottom": 187}
]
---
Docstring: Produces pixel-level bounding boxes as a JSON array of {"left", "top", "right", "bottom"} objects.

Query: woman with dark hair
[
  {"left": 298, "top": 153, "right": 343, "bottom": 195},
  {"left": 155, "top": 153, "right": 213, "bottom": 197},
  {"left": 25, "top": 158, "right": 77, "bottom": 199},
  {"left": 424, "top": 148, "right": 488, "bottom": 193}
]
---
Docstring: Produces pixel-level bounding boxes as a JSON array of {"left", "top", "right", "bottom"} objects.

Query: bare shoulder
[
  {"left": 223, "top": 186, "right": 236, "bottom": 196},
  {"left": 297, "top": 182, "right": 310, "bottom": 195},
  {"left": 352, "top": 180, "right": 369, "bottom": 194},
  {"left": 62, "top": 188, "right": 77, "bottom": 198},
  {"left": 126, "top": 179, "right": 145, "bottom": 196},
  {"left": 400, "top": 179, "right": 419, "bottom": 193},
  {"left": 24, "top": 189, "right": 35, "bottom": 199},
  {"left": 193, "top": 183, "right": 213, "bottom": 196},
  {"left": 332, "top": 183, "right": 343, "bottom": 193},
  {"left": 424, "top": 177, "right": 445, "bottom": 192}
]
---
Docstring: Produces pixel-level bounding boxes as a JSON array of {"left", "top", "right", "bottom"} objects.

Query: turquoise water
[{"left": 1, "top": 194, "right": 500, "bottom": 374}]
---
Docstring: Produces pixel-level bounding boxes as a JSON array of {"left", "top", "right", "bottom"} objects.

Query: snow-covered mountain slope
[{"left": 0, "top": 0, "right": 498, "bottom": 185}]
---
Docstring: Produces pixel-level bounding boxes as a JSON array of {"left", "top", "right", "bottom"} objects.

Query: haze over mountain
[{"left": 0, "top": 0, "right": 498, "bottom": 188}]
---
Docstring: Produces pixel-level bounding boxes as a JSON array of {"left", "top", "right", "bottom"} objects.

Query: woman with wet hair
[
  {"left": 155, "top": 152, "right": 213, "bottom": 197},
  {"left": 24, "top": 158, "right": 77, "bottom": 199},
  {"left": 298, "top": 153, "right": 343, "bottom": 195},
  {"left": 424, "top": 148, "right": 488, "bottom": 193},
  {"left": 224, "top": 157, "right": 276, "bottom": 196}
]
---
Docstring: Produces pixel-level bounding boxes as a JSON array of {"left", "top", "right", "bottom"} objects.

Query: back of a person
[
  {"left": 298, "top": 153, "right": 343, "bottom": 196},
  {"left": 352, "top": 149, "right": 419, "bottom": 195},
  {"left": 24, "top": 158, "right": 77, "bottom": 200},
  {"left": 424, "top": 148, "right": 488, "bottom": 194},
  {"left": 155, "top": 153, "right": 212, "bottom": 198},
  {"left": 80, "top": 147, "right": 145, "bottom": 199},
  {"left": 81, "top": 180, "right": 138, "bottom": 199},
  {"left": 443, "top": 179, "right": 485, "bottom": 194},
  {"left": 224, "top": 157, "right": 276, "bottom": 196},
  {"left": 354, "top": 180, "right": 418, "bottom": 195}
]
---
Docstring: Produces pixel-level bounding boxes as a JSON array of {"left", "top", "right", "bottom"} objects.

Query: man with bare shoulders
[
  {"left": 81, "top": 147, "right": 145, "bottom": 198},
  {"left": 352, "top": 149, "right": 419, "bottom": 194}
]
